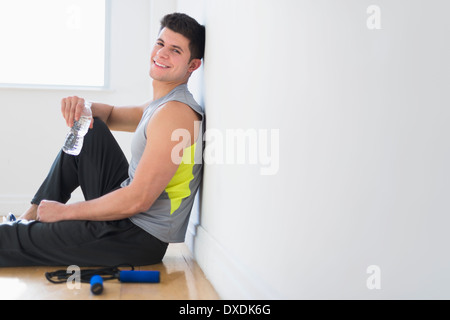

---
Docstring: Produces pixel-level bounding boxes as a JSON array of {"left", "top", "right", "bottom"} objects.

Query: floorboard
[{"left": 0, "top": 243, "right": 220, "bottom": 300}]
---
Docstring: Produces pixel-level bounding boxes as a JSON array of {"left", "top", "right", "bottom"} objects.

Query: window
[{"left": 0, "top": 0, "right": 109, "bottom": 88}]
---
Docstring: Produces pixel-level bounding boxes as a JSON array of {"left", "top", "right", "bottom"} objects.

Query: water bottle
[{"left": 62, "top": 100, "right": 92, "bottom": 156}]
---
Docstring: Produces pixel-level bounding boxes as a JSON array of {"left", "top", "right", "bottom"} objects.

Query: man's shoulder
[{"left": 157, "top": 100, "right": 202, "bottom": 121}]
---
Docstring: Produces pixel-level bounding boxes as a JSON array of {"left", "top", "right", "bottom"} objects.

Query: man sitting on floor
[{"left": 0, "top": 13, "right": 205, "bottom": 267}]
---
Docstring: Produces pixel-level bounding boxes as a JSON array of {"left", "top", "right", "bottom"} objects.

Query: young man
[{"left": 0, "top": 13, "right": 205, "bottom": 267}]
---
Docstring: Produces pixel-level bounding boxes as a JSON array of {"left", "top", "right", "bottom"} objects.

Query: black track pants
[{"left": 0, "top": 118, "right": 168, "bottom": 267}]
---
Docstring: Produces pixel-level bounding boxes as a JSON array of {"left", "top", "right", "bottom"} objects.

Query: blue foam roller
[{"left": 119, "top": 270, "right": 160, "bottom": 283}]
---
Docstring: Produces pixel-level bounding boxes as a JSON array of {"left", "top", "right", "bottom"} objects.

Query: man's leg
[
  {"left": 20, "top": 118, "right": 128, "bottom": 220},
  {"left": 0, "top": 118, "right": 168, "bottom": 267},
  {"left": 0, "top": 219, "right": 168, "bottom": 267},
  {"left": 31, "top": 117, "right": 130, "bottom": 206}
]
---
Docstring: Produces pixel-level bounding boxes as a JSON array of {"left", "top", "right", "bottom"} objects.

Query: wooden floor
[{"left": 0, "top": 243, "right": 220, "bottom": 300}]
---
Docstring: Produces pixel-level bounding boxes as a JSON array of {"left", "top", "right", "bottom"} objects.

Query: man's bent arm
[
  {"left": 62, "top": 96, "right": 150, "bottom": 132},
  {"left": 37, "top": 101, "right": 200, "bottom": 222},
  {"left": 92, "top": 101, "right": 150, "bottom": 132}
]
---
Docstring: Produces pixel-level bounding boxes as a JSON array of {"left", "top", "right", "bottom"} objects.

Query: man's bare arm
[
  {"left": 37, "top": 101, "right": 200, "bottom": 222},
  {"left": 94, "top": 100, "right": 153, "bottom": 132},
  {"left": 61, "top": 96, "right": 151, "bottom": 132}
]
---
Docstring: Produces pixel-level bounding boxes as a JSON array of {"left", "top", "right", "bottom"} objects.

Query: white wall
[
  {"left": 195, "top": 0, "right": 306, "bottom": 300},
  {"left": 178, "top": 0, "right": 450, "bottom": 299},
  {"left": 3, "top": 0, "right": 450, "bottom": 300},
  {"left": 0, "top": 0, "right": 152, "bottom": 213}
]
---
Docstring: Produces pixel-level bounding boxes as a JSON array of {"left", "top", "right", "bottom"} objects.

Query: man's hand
[
  {"left": 61, "top": 96, "right": 94, "bottom": 129},
  {"left": 37, "top": 200, "right": 69, "bottom": 223}
]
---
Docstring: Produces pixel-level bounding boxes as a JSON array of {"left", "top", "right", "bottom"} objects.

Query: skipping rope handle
[
  {"left": 89, "top": 271, "right": 161, "bottom": 295},
  {"left": 89, "top": 271, "right": 160, "bottom": 295},
  {"left": 90, "top": 275, "right": 104, "bottom": 295},
  {"left": 118, "top": 270, "right": 160, "bottom": 283}
]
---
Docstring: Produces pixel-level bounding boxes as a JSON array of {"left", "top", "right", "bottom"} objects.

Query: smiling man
[{"left": 0, "top": 13, "right": 205, "bottom": 267}]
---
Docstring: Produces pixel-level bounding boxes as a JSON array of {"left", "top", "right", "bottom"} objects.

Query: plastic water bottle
[{"left": 63, "top": 101, "right": 92, "bottom": 156}]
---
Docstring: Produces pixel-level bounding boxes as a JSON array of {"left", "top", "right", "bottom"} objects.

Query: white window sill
[{"left": 0, "top": 84, "right": 114, "bottom": 92}]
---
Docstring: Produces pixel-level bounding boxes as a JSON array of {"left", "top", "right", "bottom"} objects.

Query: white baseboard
[{"left": 190, "top": 225, "right": 280, "bottom": 300}]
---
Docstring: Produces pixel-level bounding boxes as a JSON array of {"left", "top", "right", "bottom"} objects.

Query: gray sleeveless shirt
[{"left": 121, "top": 84, "right": 204, "bottom": 243}]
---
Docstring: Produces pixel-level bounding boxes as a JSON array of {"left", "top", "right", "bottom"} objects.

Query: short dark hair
[{"left": 160, "top": 13, "right": 205, "bottom": 61}]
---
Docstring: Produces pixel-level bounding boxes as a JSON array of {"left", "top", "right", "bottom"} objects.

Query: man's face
[{"left": 150, "top": 27, "right": 200, "bottom": 83}]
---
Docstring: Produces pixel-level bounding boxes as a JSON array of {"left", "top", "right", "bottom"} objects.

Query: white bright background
[
  {"left": 0, "top": 0, "right": 152, "bottom": 212},
  {"left": 0, "top": 0, "right": 106, "bottom": 87},
  {"left": 1, "top": 0, "right": 450, "bottom": 300}
]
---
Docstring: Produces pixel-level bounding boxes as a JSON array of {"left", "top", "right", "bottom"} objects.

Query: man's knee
[
  {"left": 90, "top": 117, "right": 109, "bottom": 134},
  {"left": 84, "top": 117, "right": 112, "bottom": 142},
  {"left": 81, "top": 117, "right": 125, "bottom": 159},
  {"left": 81, "top": 117, "right": 114, "bottom": 152}
]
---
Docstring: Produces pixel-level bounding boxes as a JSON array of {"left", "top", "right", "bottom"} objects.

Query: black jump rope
[
  {"left": 4, "top": 214, "right": 160, "bottom": 295},
  {"left": 45, "top": 264, "right": 160, "bottom": 295}
]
